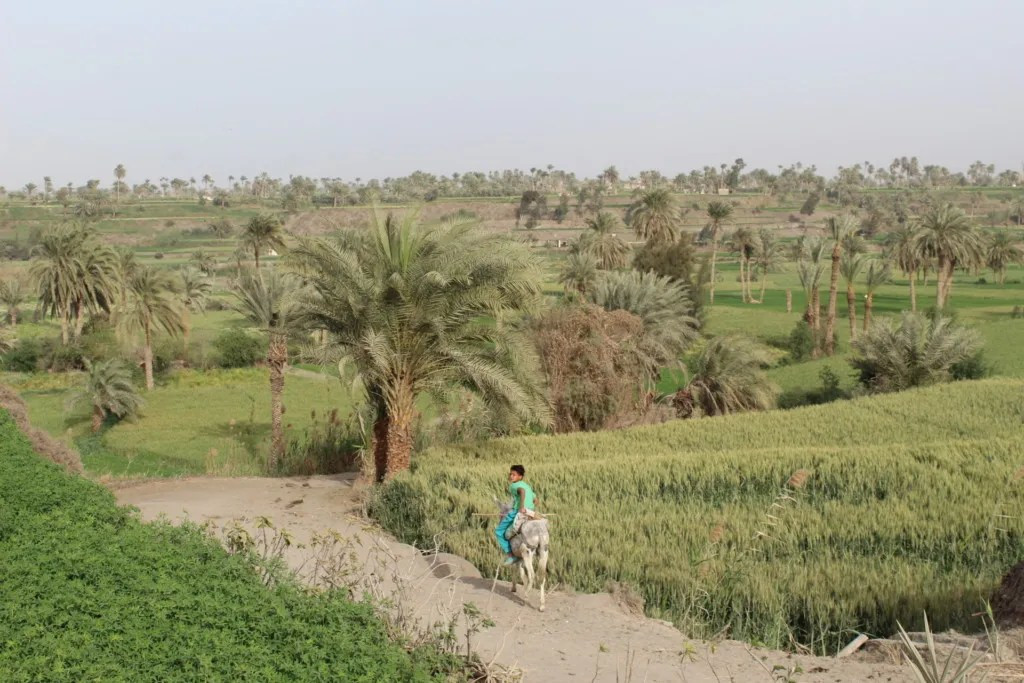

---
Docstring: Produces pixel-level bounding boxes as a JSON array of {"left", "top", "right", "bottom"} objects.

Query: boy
[{"left": 495, "top": 464, "right": 537, "bottom": 565}]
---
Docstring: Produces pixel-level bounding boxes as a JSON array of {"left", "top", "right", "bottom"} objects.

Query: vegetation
[
  {"left": 672, "top": 336, "right": 777, "bottom": 417},
  {"left": 372, "top": 379, "right": 1024, "bottom": 654},
  {"left": 66, "top": 359, "right": 144, "bottom": 432}
]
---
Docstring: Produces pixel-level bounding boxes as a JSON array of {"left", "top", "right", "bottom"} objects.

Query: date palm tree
[
  {"left": 704, "top": 201, "right": 733, "bottom": 305},
  {"left": 839, "top": 253, "right": 866, "bottom": 340},
  {"left": 823, "top": 215, "right": 858, "bottom": 355},
  {"left": 626, "top": 188, "right": 679, "bottom": 244},
  {"left": 912, "top": 204, "right": 986, "bottom": 310},
  {"left": 752, "top": 229, "right": 782, "bottom": 304},
  {"left": 673, "top": 336, "right": 776, "bottom": 418},
  {"left": 558, "top": 252, "right": 599, "bottom": 295},
  {"left": 287, "top": 211, "right": 550, "bottom": 481},
  {"left": 0, "top": 278, "right": 26, "bottom": 326},
  {"left": 190, "top": 249, "right": 218, "bottom": 276},
  {"left": 862, "top": 260, "right": 891, "bottom": 331},
  {"left": 887, "top": 224, "right": 922, "bottom": 312},
  {"left": 578, "top": 211, "right": 629, "bottom": 269},
  {"left": 729, "top": 227, "right": 757, "bottom": 303},
  {"left": 116, "top": 266, "right": 184, "bottom": 390},
  {"left": 232, "top": 268, "right": 294, "bottom": 470},
  {"left": 179, "top": 268, "right": 212, "bottom": 354},
  {"left": 67, "top": 359, "right": 144, "bottom": 432},
  {"left": 240, "top": 213, "right": 286, "bottom": 270},
  {"left": 986, "top": 230, "right": 1023, "bottom": 285},
  {"left": 114, "top": 164, "right": 126, "bottom": 206},
  {"left": 795, "top": 236, "right": 827, "bottom": 351}
]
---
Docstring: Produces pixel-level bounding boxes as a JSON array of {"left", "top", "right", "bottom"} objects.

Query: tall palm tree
[
  {"left": 558, "top": 252, "right": 599, "bottom": 295},
  {"left": 71, "top": 241, "right": 118, "bottom": 339},
  {"left": 116, "top": 266, "right": 184, "bottom": 391},
  {"left": 179, "top": 268, "right": 212, "bottom": 354},
  {"left": 704, "top": 201, "right": 733, "bottom": 305},
  {"left": 190, "top": 249, "right": 218, "bottom": 276},
  {"left": 673, "top": 336, "right": 776, "bottom": 418},
  {"left": 232, "top": 268, "right": 293, "bottom": 470},
  {"left": 886, "top": 224, "right": 922, "bottom": 312},
  {"left": 986, "top": 230, "right": 1024, "bottom": 285},
  {"left": 729, "top": 227, "right": 756, "bottom": 303},
  {"left": 113, "top": 164, "right": 126, "bottom": 206},
  {"left": 0, "top": 278, "right": 26, "bottom": 326},
  {"left": 113, "top": 246, "right": 138, "bottom": 305},
  {"left": 839, "top": 252, "right": 866, "bottom": 340},
  {"left": 578, "top": 211, "right": 629, "bottom": 269},
  {"left": 66, "top": 359, "right": 144, "bottom": 433},
  {"left": 862, "top": 260, "right": 891, "bottom": 331},
  {"left": 823, "top": 215, "right": 858, "bottom": 356},
  {"left": 287, "top": 211, "right": 550, "bottom": 481},
  {"left": 796, "top": 236, "right": 827, "bottom": 352},
  {"left": 752, "top": 229, "right": 783, "bottom": 304},
  {"left": 912, "top": 204, "right": 986, "bottom": 310},
  {"left": 626, "top": 188, "right": 679, "bottom": 244},
  {"left": 240, "top": 213, "right": 286, "bottom": 270}
]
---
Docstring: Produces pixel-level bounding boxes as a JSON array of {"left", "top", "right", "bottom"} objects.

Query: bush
[
  {"left": 786, "top": 320, "right": 816, "bottom": 362},
  {"left": 777, "top": 365, "right": 852, "bottom": 409},
  {"left": 213, "top": 328, "right": 265, "bottom": 368},
  {"left": 276, "top": 407, "right": 365, "bottom": 476},
  {"left": 0, "top": 410, "right": 447, "bottom": 681},
  {"left": 154, "top": 252, "right": 164, "bottom": 260},
  {"left": 951, "top": 349, "right": 991, "bottom": 380},
  {"left": 1, "top": 338, "right": 41, "bottom": 372}
]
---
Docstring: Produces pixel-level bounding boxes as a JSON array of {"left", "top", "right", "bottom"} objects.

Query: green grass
[
  {"left": 0, "top": 409, "right": 451, "bottom": 681},
  {"left": 372, "top": 379, "right": 1024, "bottom": 654}
]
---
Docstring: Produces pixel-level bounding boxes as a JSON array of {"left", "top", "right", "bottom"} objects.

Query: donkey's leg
[
  {"left": 522, "top": 549, "right": 536, "bottom": 596},
  {"left": 537, "top": 545, "right": 549, "bottom": 612}
]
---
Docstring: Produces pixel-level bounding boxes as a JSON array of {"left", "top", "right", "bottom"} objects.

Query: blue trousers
[{"left": 495, "top": 509, "right": 518, "bottom": 554}]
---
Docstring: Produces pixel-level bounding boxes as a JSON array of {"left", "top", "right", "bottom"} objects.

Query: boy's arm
[{"left": 517, "top": 487, "right": 526, "bottom": 513}]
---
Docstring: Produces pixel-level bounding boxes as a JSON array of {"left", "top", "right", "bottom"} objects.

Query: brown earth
[{"left": 113, "top": 474, "right": 918, "bottom": 683}]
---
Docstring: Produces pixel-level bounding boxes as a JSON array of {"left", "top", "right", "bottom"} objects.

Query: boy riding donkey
[{"left": 495, "top": 464, "right": 538, "bottom": 565}]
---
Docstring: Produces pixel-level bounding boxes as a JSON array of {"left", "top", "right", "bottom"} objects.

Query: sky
[{"left": 1, "top": 0, "right": 1022, "bottom": 188}]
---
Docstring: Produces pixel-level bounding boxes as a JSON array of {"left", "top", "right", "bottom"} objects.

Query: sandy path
[{"left": 113, "top": 475, "right": 912, "bottom": 683}]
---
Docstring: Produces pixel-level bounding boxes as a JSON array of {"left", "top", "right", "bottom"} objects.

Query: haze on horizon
[{"left": 1, "top": 0, "right": 1021, "bottom": 188}]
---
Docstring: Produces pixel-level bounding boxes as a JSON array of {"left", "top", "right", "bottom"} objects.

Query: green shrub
[
  {"left": 786, "top": 320, "right": 815, "bottom": 361},
  {"left": 1, "top": 338, "right": 40, "bottom": 372},
  {"left": 0, "top": 409, "right": 447, "bottom": 681},
  {"left": 212, "top": 328, "right": 265, "bottom": 368}
]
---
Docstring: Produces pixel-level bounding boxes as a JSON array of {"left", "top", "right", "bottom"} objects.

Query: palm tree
[
  {"left": 912, "top": 204, "right": 986, "bottom": 310},
  {"left": 673, "top": 337, "right": 776, "bottom": 418},
  {"left": 190, "top": 249, "right": 218, "bottom": 276},
  {"left": 704, "top": 201, "right": 733, "bottom": 305},
  {"left": 558, "top": 252, "right": 599, "bottom": 295},
  {"left": 232, "top": 268, "right": 293, "bottom": 469},
  {"left": 795, "top": 236, "right": 827, "bottom": 349},
  {"left": 861, "top": 260, "right": 891, "bottom": 331},
  {"left": 752, "top": 230, "right": 782, "bottom": 304},
  {"left": 728, "top": 227, "right": 757, "bottom": 303},
  {"left": 240, "top": 213, "right": 286, "bottom": 270},
  {"left": 578, "top": 211, "right": 629, "bottom": 269},
  {"left": 71, "top": 241, "right": 118, "bottom": 339},
  {"left": 839, "top": 253, "right": 866, "bottom": 340},
  {"left": 67, "top": 359, "right": 144, "bottom": 432},
  {"left": 851, "top": 312, "right": 982, "bottom": 392},
  {"left": 887, "top": 224, "right": 922, "bottom": 312},
  {"left": 626, "top": 188, "right": 679, "bottom": 244},
  {"left": 179, "top": 268, "right": 211, "bottom": 354},
  {"left": 823, "top": 215, "right": 858, "bottom": 356},
  {"left": 0, "top": 278, "right": 26, "bottom": 326},
  {"left": 116, "top": 266, "right": 184, "bottom": 390},
  {"left": 986, "top": 230, "right": 1024, "bottom": 285},
  {"left": 114, "top": 164, "right": 126, "bottom": 205},
  {"left": 287, "top": 211, "right": 550, "bottom": 481}
]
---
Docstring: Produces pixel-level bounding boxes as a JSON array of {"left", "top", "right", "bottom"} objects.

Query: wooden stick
[{"left": 836, "top": 634, "right": 869, "bottom": 658}]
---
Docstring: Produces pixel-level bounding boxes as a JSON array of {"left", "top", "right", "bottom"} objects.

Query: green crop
[
  {"left": 372, "top": 378, "right": 1024, "bottom": 654},
  {"left": 0, "top": 409, "right": 452, "bottom": 682}
]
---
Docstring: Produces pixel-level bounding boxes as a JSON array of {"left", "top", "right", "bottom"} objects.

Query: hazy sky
[{"left": 2, "top": 0, "right": 1022, "bottom": 188}]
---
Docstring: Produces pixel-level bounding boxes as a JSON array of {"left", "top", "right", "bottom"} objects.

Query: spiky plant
[
  {"left": 626, "top": 188, "right": 680, "bottom": 244},
  {"left": 559, "top": 252, "right": 600, "bottom": 295},
  {"left": 578, "top": 211, "right": 630, "bottom": 269},
  {"left": 0, "top": 278, "right": 27, "bottom": 326},
  {"left": 66, "top": 359, "right": 144, "bottom": 432},
  {"left": 287, "top": 211, "right": 550, "bottom": 481},
  {"left": 674, "top": 336, "right": 777, "bottom": 418},
  {"left": 851, "top": 312, "right": 982, "bottom": 392}
]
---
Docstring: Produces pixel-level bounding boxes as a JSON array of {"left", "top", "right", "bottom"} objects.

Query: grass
[
  {"left": 372, "top": 378, "right": 1024, "bottom": 654},
  {"left": 0, "top": 408, "right": 451, "bottom": 681}
]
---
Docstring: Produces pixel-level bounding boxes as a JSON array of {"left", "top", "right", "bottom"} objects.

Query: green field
[{"left": 372, "top": 378, "right": 1024, "bottom": 653}]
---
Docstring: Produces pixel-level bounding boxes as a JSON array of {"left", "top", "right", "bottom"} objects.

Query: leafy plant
[{"left": 895, "top": 613, "right": 986, "bottom": 683}]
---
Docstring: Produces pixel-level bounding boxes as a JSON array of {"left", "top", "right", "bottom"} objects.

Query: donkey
[{"left": 497, "top": 501, "right": 550, "bottom": 612}]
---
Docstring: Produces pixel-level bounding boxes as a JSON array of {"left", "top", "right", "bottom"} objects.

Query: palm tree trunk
[
  {"left": 758, "top": 268, "right": 768, "bottom": 304},
  {"left": 60, "top": 309, "right": 70, "bottom": 345},
  {"left": 824, "top": 245, "right": 841, "bottom": 355},
  {"left": 183, "top": 309, "right": 191, "bottom": 357},
  {"left": 254, "top": 248, "right": 260, "bottom": 271},
  {"left": 373, "top": 381, "right": 416, "bottom": 481},
  {"left": 92, "top": 405, "right": 104, "bottom": 433},
  {"left": 709, "top": 236, "right": 719, "bottom": 305},
  {"left": 864, "top": 294, "right": 874, "bottom": 331},
  {"left": 846, "top": 284, "right": 857, "bottom": 340},
  {"left": 74, "top": 301, "right": 86, "bottom": 339},
  {"left": 936, "top": 259, "right": 953, "bottom": 310},
  {"left": 144, "top": 325, "right": 154, "bottom": 391},
  {"left": 909, "top": 270, "right": 917, "bottom": 312},
  {"left": 372, "top": 412, "right": 390, "bottom": 483},
  {"left": 786, "top": 289, "right": 792, "bottom": 313},
  {"left": 267, "top": 331, "right": 287, "bottom": 471},
  {"left": 9, "top": 307, "right": 16, "bottom": 326}
]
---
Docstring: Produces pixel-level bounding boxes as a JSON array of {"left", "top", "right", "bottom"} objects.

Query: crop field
[{"left": 372, "top": 379, "right": 1024, "bottom": 653}]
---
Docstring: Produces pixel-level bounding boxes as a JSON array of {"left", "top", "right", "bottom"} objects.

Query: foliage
[
  {"left": 212, "top": 328, "right": 266, "bottom": 368},
  {"left": 276, "top": 407, "right": 364, "bottom": 476},
  {"left": 0, "top": 410, "right": 447, "bottom": 681},
  {"left": 372, "top": 378, "right": 1024, "bottom": 654},
  {"left": 786, "top": 320, "right": 816, "bottom": 361},
  {"left": 851, "top": 312, "right": 983, "bottom": 392},
  {"left": 66, "top": 359, "right": 145, "bottom": 432},
  {"left": 1, "top": 338, "right": 40, "bottom": 372},
  {"left": 576, "top": 211, "right": 629, "bottom": 269},
  {"left": 896, "top": 613, "right": 986, "bottom": 683},
  {"left": 240, "top": 213, "right": 286, "bottom": 268},
  {"left": 673, "top": 336, "right": 777, "bottom": 417},
  {"left": 558, "top": 252, "right": 599, "bottom": 295},
  {"left": 626, "top": 188, "right": 679, "bottom": 243}
]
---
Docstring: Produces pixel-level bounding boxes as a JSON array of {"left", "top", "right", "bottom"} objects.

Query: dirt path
[{"left": 113, "top": 475, "right": 913, "bottom": 683}]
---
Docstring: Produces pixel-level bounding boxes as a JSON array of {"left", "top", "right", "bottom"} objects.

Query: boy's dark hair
[{"left": 510, "top": 464, "right": 525, "bottom": 477}]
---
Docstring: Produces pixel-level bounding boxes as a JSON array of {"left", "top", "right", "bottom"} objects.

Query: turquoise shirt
[{"left": 508, "top": 481, "right": 536, "bottom": 511}]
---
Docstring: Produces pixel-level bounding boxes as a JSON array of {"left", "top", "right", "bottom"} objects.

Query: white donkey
[{"left": 497, "top": 501, "right": 550, "bottom": 611}]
